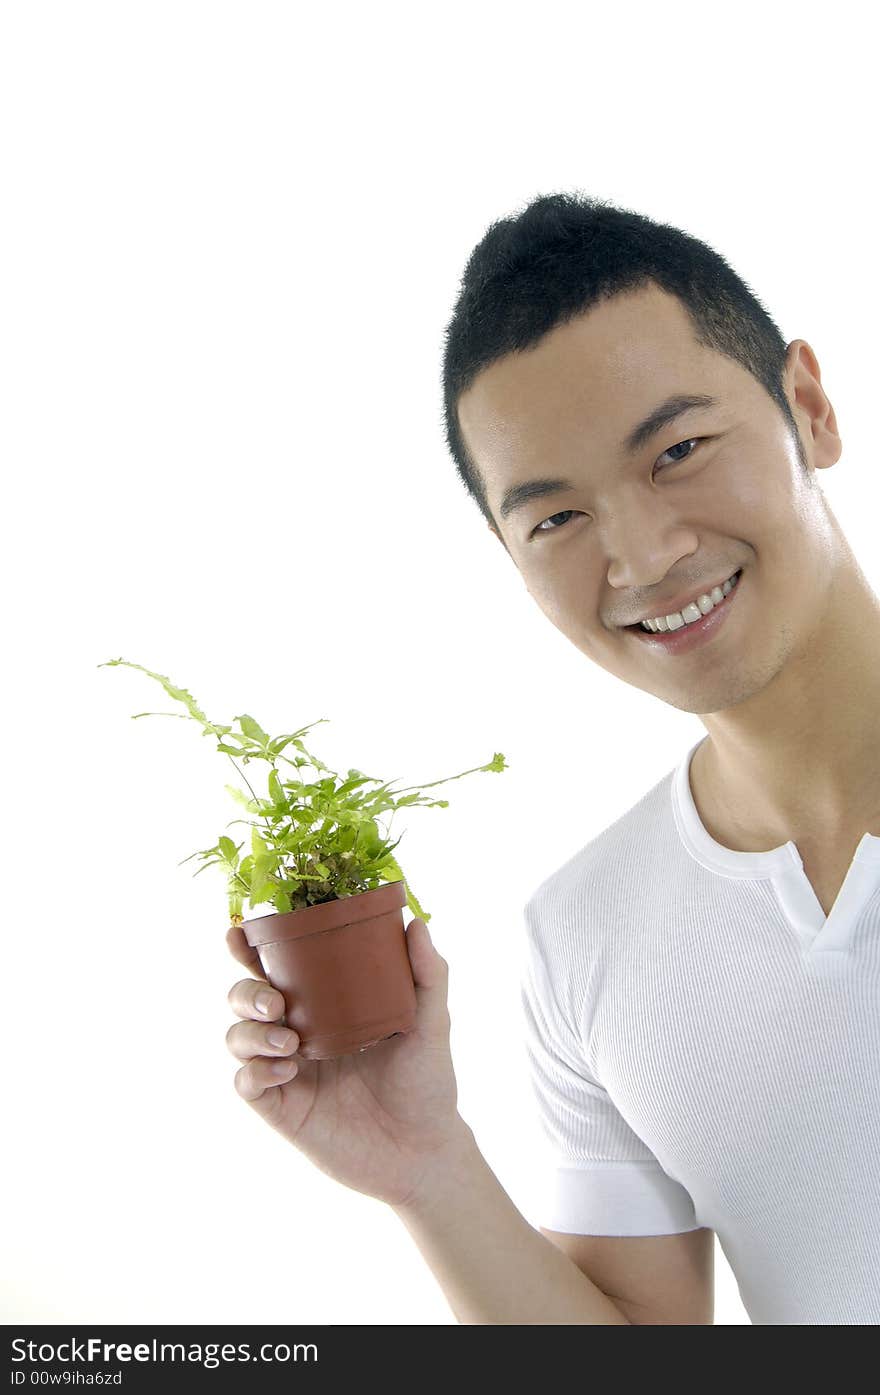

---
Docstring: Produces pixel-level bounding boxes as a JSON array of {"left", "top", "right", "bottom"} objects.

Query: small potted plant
[{"left": 99, "top": 658, "right": 507, "bottom": 1059}]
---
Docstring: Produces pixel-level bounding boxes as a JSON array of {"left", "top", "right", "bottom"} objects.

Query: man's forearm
[{"left": 391, "top": 1123, "right": 631, "bottom": 1325}]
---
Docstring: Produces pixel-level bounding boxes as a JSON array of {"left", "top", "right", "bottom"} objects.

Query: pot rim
[{"left": 240, "top": 877, "right": 408, "bottom": 947}]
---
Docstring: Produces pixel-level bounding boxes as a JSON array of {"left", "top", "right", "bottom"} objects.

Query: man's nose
[{"left": 599, "top": 491, "right": 700, "bottom": 592}]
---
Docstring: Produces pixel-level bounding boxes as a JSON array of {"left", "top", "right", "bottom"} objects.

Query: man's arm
[{"left": 391, "top": 1123, "right": 632, "bottom": 1325}]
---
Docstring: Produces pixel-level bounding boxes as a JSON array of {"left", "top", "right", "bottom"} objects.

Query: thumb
[{"left": 405, "top": 918, "right": 450, "bottom": 1027}]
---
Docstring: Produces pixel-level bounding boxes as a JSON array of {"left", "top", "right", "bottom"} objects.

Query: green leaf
[
  {"left": 98, "top": 659, "right": 211, "bottom": 723},
  {"left": 269, "top": 733, "right": 308, "bottom": 759},
  {"left": 249, "top": 882, "right": 275, "bottom": 908},
  {"left": 249, "top": 854, "right": 277, "bottom": 902},
  {"left": 355, "top": 818, "right": 382, "bottom": 852},
  {"left": 405, "top": 882, "right": 430, "bottom": 923},
  {"left": 224, "top": 784, "right": 262, "bottom": 812},
  {"left": 377, "top": 853, "right": 429, "bottom": 925},
  {"left": 236, "top": 714, "right": 270, "bottom": 747},
  {"left": 218, "top": 836, "right": 238, "bottom": 863},
  {"left": 177, "top": 848, "right": 210, "bottom": 867},
  {"left": 335, "top": 771, "right": 377, "bottom": 797},
  {"left": 268, "top": 768, "right": 285, "bottom": 808}
]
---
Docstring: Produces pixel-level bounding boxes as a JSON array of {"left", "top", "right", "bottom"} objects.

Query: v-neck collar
[{"left": 671, "top": 736, "right": 880, "bottom": 955}]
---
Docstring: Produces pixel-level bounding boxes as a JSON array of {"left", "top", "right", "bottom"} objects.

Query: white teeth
[{"left": 640, "top": 571, "right": 740, "bottom": 632}]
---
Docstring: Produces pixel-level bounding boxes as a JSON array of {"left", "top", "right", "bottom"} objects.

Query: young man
[{"left": 226, "top": 193, "right": 880, "bottom": 1325}]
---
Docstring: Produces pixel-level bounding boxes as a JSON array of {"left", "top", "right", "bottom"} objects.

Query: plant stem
[
  {"left": 214, "top": 737, "right": 303, "bottom": 899},
  {"left": 390, "top": 761, "right": 491, "bottom": 794}
]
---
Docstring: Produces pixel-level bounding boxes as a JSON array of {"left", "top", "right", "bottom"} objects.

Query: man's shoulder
[{"left": 524, "top": 758, "right": 679, "bottom": 929}]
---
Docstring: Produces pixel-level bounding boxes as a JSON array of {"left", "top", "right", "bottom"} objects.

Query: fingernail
[
  {"left": 255, "top": 989, "right": 275, "bottom": 1015},
  {"left": 268, "top": 1027, "right": 294, "bottom": 1048}
]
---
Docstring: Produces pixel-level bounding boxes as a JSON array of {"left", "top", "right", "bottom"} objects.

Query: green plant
[{"left": 98, "top": 658, "right": 507, "bottom": 926}]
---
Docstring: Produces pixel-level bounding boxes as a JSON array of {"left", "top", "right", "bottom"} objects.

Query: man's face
[{"left": 456, "top": 283, "right": 842, "bottom": 716}]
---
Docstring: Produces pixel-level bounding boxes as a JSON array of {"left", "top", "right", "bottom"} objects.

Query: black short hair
[{"left": 441, "top": 191, "right": 808, "bottom": 535}]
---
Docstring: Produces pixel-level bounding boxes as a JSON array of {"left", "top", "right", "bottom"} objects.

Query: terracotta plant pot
[{"left": 240, "top": 879, "right": 418, "bottom": 1060}]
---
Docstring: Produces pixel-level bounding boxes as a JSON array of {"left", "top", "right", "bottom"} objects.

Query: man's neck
[{"left": 691, "top": 556, "right": 880, "bottom": 850}]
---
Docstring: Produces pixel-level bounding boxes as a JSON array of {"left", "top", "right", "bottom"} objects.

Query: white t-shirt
[{"left": 520, "top": 734, "right": 880, "bottom": 1325}]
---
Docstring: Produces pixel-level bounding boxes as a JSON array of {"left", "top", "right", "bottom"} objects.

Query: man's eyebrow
[{"left": 497, "top": 392, "right": 721, "bottom": 522}]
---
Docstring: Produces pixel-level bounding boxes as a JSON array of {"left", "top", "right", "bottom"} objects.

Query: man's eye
[
  {"left": 531, "top": 509, "right": 577, "bottom": 537},
  {"left": 529, "top": 438, "right": 703, "bottom": 538},
  {"left": 656, "top": 436, "right": 700, "bottom": 469}
]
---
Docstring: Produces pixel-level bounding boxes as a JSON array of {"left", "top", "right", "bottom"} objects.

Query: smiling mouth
[{"left": 623, "top": 569, "right": 743, "bottom": 633}]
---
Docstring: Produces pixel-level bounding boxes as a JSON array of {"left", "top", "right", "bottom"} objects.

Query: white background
[{"left": 2, "top": 0, "right": 877, "bottom": 1327}]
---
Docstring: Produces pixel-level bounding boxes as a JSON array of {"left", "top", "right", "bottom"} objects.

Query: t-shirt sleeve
[{"left": 520, "top": 897, "right": 700, "bottom": 1237}]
